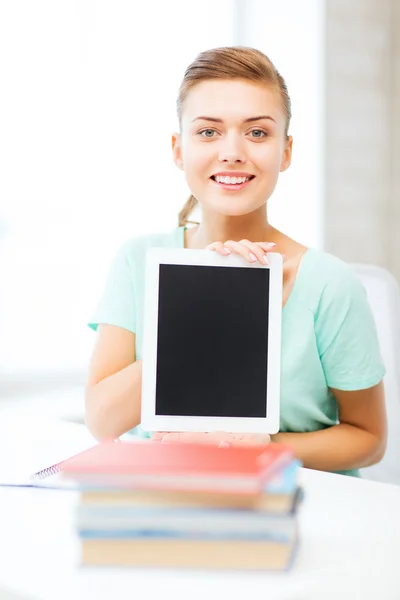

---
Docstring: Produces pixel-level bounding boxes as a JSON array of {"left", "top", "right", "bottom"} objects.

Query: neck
[{"left": 186, "top": 206, "right": 278, "bottom": 248}]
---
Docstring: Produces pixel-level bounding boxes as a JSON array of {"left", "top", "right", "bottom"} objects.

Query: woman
[{"left": 85, "top": 46, "right": 387, "bottom": 475}]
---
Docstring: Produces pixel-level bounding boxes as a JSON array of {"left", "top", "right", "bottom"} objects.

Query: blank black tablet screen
[{"left": 155, "top": 264, "right": 270, "bottom": 418}]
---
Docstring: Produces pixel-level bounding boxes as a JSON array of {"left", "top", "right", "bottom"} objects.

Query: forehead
[{"left": 182, "top": 79, "right": 284, "bottom": 123}]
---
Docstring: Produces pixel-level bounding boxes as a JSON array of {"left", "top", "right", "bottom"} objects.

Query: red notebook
[{"left": 36, "top": 440, "right": 294, "bottom": 495}]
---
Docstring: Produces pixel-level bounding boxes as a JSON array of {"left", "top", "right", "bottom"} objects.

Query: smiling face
[{"left": 172, "top": 79, "right": 292, "bottom": 219}]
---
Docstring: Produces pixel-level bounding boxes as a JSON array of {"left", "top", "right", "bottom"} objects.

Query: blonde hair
[{"left": 176, "top": 46, "right": 292, "bottom": 228}]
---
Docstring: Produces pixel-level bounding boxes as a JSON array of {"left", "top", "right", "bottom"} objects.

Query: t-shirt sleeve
[
  {"left": 88, "top": 241, "right": 137, "bottom": 334},
  {"left": 314, "top": 267, "right": 386, "bottom": 390}
]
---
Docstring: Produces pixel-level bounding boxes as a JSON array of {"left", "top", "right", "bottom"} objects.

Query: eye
[
  {"left": 249, "top": 129, "right": 268, "bottom": 139},
  {"left": 199, "top": 129, "right": 217, "bottom": 138}
]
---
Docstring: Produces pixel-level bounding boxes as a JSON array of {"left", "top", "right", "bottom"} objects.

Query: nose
[{"left": 217, "top": 133, "right": 246, "bottom": 164}]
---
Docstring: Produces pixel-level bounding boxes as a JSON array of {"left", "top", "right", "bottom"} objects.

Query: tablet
[{"left": 141, "top": 248, "right": 282, "bottom": 434}]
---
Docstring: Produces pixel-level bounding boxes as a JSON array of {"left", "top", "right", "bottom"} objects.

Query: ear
[
  {"left": 172, "top": 132, "right": 184, "bottom": 170},
  {"left": 280, "top": 136, "right": 293, "bottom": 172}
]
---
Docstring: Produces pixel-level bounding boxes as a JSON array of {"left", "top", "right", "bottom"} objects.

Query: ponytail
[{"left": 178, "top": 194, "right": 199, "bottom": 227}]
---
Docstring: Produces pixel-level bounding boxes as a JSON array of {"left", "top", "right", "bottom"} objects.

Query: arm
[
  {"left": 271, "top": 381, "right": 387, "bottom": 471},
  {"left": 85, "top": 324, "right": 142, "bottom": 441}
]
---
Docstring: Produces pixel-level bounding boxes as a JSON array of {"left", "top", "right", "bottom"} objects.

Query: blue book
[
  {"left": 78, "top": 527, "right": 295, "bottom": 544},
  {"left": 265, "top": 459, "right": 301, "bottom": 494}
]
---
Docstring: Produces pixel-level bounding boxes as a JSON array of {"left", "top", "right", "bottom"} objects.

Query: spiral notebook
[
  {"left": 30, "top": 449, "right": 91, "bottom": 486},
  {"left": 0, "top": 443, "right": 100, "bottom": 489},
  {"left": 0, "top": 451, "right": 91, "bottom": 489},
  {"left": 0, "top": 433, "right": 145, "bottom": 490},
  {"left": 27, "top": 439, "right": 124, "bottom": 486}
]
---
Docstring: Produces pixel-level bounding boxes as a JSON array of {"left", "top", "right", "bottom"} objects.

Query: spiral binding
[
  {"left": 29, "top": 439, "right": 119, "bottom": 482},
  {"left": 30, "top": 460, "right": 65, "bottom": 481}
]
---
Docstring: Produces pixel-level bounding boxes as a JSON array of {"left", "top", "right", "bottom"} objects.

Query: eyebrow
[{"left": 191, "top": 115, "right": 277, "bottom": 124}]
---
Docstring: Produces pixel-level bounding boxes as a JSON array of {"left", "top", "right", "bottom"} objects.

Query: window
[
  {"left": 0, "top": 0, "right": 324, "bottom": 383},
  {"left": 235, "top": 0, "right": 325, "bottom": 248},
  {"left": 0, "top": 0, "right": 235, "bottom": 380}
]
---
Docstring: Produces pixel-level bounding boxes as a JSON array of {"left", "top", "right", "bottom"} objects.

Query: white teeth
[{"left": 215, "top": 175, "right": 250, "bottom": 184}]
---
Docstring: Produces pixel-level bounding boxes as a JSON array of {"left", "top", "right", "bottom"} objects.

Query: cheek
[
  {"left": 252, "top": 144, "right": 283, "bottom": 173},
  {"left": 182, "top": 143, "right": 213, "bottom": 177}
]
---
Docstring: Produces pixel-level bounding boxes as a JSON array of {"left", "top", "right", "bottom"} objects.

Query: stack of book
[{"left": 59, "top": 440, "right": 302, "bottom": 570}]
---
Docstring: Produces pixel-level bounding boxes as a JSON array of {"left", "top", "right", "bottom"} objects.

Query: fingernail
[
  {"left": 248, "top": 252, "right": 257, "bottom": 262},
  {"left": 223, "top": 247, "right": 231, "bottom": 254},
  {"left": 219, "top": 441, "right": 231, "bottom": 448},
  {"left": 267, "top": 242, "right": 276, "bottom": 247},
  {"left": 263, "top": 255, "right": 269, "bottom": 264}
]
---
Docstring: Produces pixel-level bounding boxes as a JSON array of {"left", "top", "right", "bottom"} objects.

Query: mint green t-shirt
[{"left": 88, "top": 227, "right": 386, "bottom": 476}]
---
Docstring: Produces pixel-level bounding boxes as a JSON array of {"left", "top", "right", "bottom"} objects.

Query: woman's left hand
[
  {"left": 151, "top": 431, "right": 271, "bottom": 447},
  {"left": 206, "top": 239, "right": 277, "bottom": 264}
]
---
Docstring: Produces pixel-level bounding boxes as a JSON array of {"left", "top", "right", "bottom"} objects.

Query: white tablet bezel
[{"left": 141, "top": 248, "right": 282, "bottom": 434}]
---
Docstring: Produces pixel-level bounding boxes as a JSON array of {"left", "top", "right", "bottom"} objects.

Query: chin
[{"left": 211, "top": 201, "right": 264, "bottom": 218}]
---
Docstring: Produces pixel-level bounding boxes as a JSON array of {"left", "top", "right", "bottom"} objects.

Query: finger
[
  {"left": 226, "top": 434, "right": 246, "bottom": 446},
  {"left": 246, "top": 434, "right": 271, "bottom": 446},
  {"left": 183, "top": 432, "right": 215, "bottom": 443},
  {"left": 160, "top": 432, "right": 182, "bottom": 443},
  {"left": 257, "top": 241, "right": 277, "bottom": 252},
  {"left": 218, "top": 441, "right": 231, "bottom": 448},
  {"left": 239, "top": 239, "right": 271, "bottom": 265},
  {"left": 206, "top": 241, "right": 231, "bottom": 256},
  {"left": 244, "top": 434, "right": 271, "bottom": 446},
  {"left": 258, "top": 243, "right": 279, "bottom": 265},
  {"left": 151, "top": 432, "right": 170, "bottom": 442},
  {"left": 212, "top": 433, "right": 244, "bottom": 447},
  {"left": 161, "top": 432, "right": 209, "bottom": 444},
  {"left": 177, "top": 432, "right": 206, "bottom": 442},
  {"left": 227, "top": 433, "right": 270, "bottom": 446},
  {"left": 207, "top": 431, "right": 231, "bottom": 444},
  {"left": 223, "top": 240, "right": 258, "bottom": 263}
]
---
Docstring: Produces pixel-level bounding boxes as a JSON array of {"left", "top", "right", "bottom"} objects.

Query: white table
[{"left": 0, "top": 416, "right": 399, "bottom": 600}]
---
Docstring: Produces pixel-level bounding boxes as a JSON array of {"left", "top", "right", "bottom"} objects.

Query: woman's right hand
[{"left": 206, "top": 239, "right": 277, "bottom": 264}]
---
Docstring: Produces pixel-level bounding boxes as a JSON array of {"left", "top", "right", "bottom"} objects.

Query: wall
[
  {"left": 325, "top": 0, "right": 399, "bottom": 282},
  {"left": 392, "top": 0, "right": 400, "bottom": 282}
]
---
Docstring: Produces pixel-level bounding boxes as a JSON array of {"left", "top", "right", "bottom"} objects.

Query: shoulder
[
  {"left": 299, "top": 248, "right": 367, "bottom": 313},
  {"left": 305, "top": 248, "right": 356, "bottom": 279},
  {"left": 304, "top": 251, "right": 385, "bottom": 386},
  {"left": 115, "top": 227, "right": 184, "bottom": 265}
]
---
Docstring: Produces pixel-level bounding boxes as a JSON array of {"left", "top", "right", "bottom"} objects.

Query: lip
[
  {"left": 211, "top": 171, "right": 255, "bottom": 178},
  {"left": 210, "top": 175, "right": 255, "bottom": 192}
]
